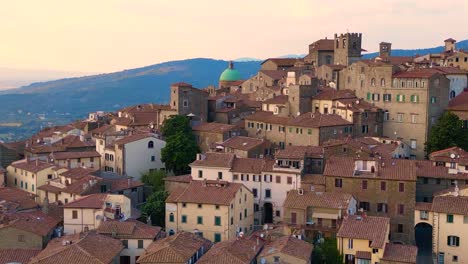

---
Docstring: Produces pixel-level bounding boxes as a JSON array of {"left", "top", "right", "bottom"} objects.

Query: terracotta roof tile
[
  {"left": 416, "top": 160, "right": 468, "bottom": 180},
  {"left": 197, "top": 238, "right": 261, "bottom": 264},
  {"left": 415, "top": 202, "right": 432, "bottom": 211},
  {"left": 0, "top": 248, "right": 41, "bottom": 264},
  {"left": 97, "top": 219, "right": 161, "bottom": 239},
  {"left": 263, "top": 95, "right": 289, "bottom": 104},
  {"left": 0, "top": 210, "right": 60, "bottom": 237},
  {"left": 261, "top": 58, "right": 301, "bottom": 67},
  {"left": 287, "top": 112, "right": 352, "bottom": 128},
  {"left": 448, "top": 90, "right": 468, "bottom": 111},
  {"left": 337, "top": 215, "right": 389, "bottom": 248},
  {"left": 114, "top": 133, "right": 158, "bottom": 146},
  {"left": 393, "top": 69, "right": 440, "bottom": 78},
  {"left": 192, "top": 122, "right": 237, "bottom": 134},
  {"left": 313, "top": 88, "right": 356, "bottom": 101},
  {"left": 163, "top": 175, "right": 192, "bottom": 183},
  {"left": 30, "top": 232, "right": 123, "bottom": 264},
  {"left": 221, "top": 136, "right": 267, "bottom": 151},
  {"left": 381, "top": 243, "right": 418, "bottom": 263},
  {"left": 276, "top": 146, "right": 324, "bottom": 159},
  {"left": 10, "top": 159, "right": 55, "bottom": 173},
  {"left": 137, "top": 232, "right": 212, "bottom": 264},
  {"left": 166, "top": 180, "right": 246, "bottom": 206},
  {"left": 52, "top": 151, "right": 101, "bottom": 160},
  {"left": 231, "top": 158, "right": 264, "bottom": 174},
  {"left": 429, "top": 146, "right": 468, "bottom": 164},
  {"left": 301, "top": 174, "right": 326, "bottom": 186},
  {"left": 309, "top": 39, "right": 335, "bottom": 51},
  {"left": 62, "top": 193, "right": 108, "bottom": 209},
  {"left": 432, "top": 195, "right": 468, "bottom": 215},
  {"left": 0, "top": 187, "right": 38, "bottom": 211},
  {"left": 244, "top": 111, "right": 290, "bottom": 125},
  {"left": 356, "top": 251, "right": 371, "bottom": 260},
  {"left": 284, "top": 190, "right": 353, "bottom": 210},
  {"left": 190, "top": 153, "right": 236, "bottom": 168},
  {"left": 258, "top": 236, "right": 313, "bottom": 262}
]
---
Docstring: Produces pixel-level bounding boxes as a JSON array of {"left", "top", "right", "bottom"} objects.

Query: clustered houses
[{"left": 2, "top": 32, "right": 468, "bottom": 264}]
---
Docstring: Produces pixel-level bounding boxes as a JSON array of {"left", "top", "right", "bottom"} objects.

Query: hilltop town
[{"left": 1, "top": 32, "right": 468, "bottom": 264}]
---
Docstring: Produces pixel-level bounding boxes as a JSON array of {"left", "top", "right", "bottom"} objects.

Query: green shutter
[
  {"left": 367, "top": 92, "right": 371, "bottom": 100},
  {"left": 402, "top": 95, "right": 406, "bottom": 102},
  {"left": 396, "top": 94, "right": 400, "bottom": 102}
]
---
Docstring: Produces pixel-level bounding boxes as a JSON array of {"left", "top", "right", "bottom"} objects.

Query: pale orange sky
[{"left": 1, "top": 0, "right": 467, "bottom": 73}]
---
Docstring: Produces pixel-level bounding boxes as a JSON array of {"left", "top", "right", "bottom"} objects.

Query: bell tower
[{"left": 334, "top": 32, "right": 363, "bottom": 66}]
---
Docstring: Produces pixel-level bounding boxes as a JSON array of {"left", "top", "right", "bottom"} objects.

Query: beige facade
[
  {"left": 63, "top": 194, "right": 131, "bottom": 234},
  {"left": 165, "top": 180, "right": 254, "bottom": 242}
]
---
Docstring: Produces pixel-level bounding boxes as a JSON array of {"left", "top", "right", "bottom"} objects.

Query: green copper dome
[{"left": 219, "top": 61, "right": 242, "bottom": 81}]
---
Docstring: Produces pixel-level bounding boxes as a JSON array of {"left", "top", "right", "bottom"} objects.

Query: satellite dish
[
  {"left": 263, "top": 224, "right": 269, "bottom": 231},
  {"left": 450, "top": 153, "right": 456, "bottom": 159},
  {"left": 261, "top": 258, "right": 266, "bottom": 264}
]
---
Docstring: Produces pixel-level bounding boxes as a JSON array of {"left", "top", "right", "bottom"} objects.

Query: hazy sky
[{"left": 1, "top": 0, "right": 467, "bottom": 73}]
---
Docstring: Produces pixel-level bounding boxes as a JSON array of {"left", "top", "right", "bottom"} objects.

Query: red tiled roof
[
  {"left": 231, "top": 158, "right": 264, "bottom": 174},
  {"left": 259, "top": 70, "right": 288, "bottom": 80},
  {"left": 263, "top": 94, "right": 289, "bottom": 104},
  {"left": 166, "top": 180, "right": 246, "bottom": 206},
  {"left": 337, "top": 215, "right": 389, "bottom": 248},
  {"left": 309, "top": 39, "right": 335, "bottom": 51},
  {"left": 163, "top": 174, "right": 192, "bottom": 183},
  {"left": 0, "top": 187, "right": 38, "bottom": 211},
  {"left": 221, "top": 136, "right": 266, "bottom": 151},
  {"left": 97, "top": 219, "right": 161, "bottom": 239},
  {"left": 258, "top": 235, "right": 313, "bottom": 262},
  {"left": 0, "top": 248, "right": 41, "bottom": 264},
  {"left": 190, "top": 153, "right": 236, "bottom": 168},
  {"left": 381, "top": 243, "right": 418, "bottom": 263},
  {"left": 313, "top": 88, "right": 356, "bottom": 101},
  {"left": 244, "top": 111, "right": 290, "bottom": 125},
  {"left": 324, "top": 156, "right": 417, "bottom": 181},
  {"left": 137, "top": 232, "right": 212, "bottom": 264},
  {"left": 287, "top": 112, "right": 352, "bottom": 128},
  {"left": 416, "top": 160, "right": 468, "bottom": 180},
  {"left": 276, "top": 145, "right": 324, "bottom": 159},
  {"left": 192, "top": 122, "right": 237, "bottom": 134},
  {"left": 284, "top": 190, "right": 353, "bottom": 210},
  {"left": 10, "top": 159, "right": 55, "bottom": 173},
  {"left": 30, "top": 232, "right": 123, "bottom": 264},
  {"left": 448, "top": 90, "right": 468, "bottom": 111},
  {"left": 302, "top": 174, "right": 326, "bottom": 186},
  {"left": 432, "top": 195, "right": 468, "bottom": 215},
  {"left": 356, "top": 251, "right": 371, "bottom": 260},
  {"left": 114, "top": 133, "right": 157, "bottom": 146},
  {"left": 393, "top": 69, "right": 440, "bottom": 78},
  {"left": 62, "top": 193, "right": 108, "bottom": 209},
  {"left": 415, "top": 202, "right": 432, "bottom": 211},
  {"left": 1, "top": 210, "right": 60, "bottom": 237},
  {"left": 261, "top": 58, "right": 301, "bottom": 67},
  {"left": 197, "top": 238, "right": 261, "bottom": 264},
  {"left": 52, "top": 151, "right": 101, "bottom": 160}
]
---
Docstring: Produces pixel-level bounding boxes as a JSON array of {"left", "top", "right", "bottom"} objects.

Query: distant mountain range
[{"left": 0, "top": 39, "right": 466, "bottom": 140}]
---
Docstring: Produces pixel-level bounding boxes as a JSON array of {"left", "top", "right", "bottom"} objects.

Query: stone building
[
  {"left": 333, "top": 32, "right": 363, "bottom": 66},
  {"left": 192, "top": 122, "right": 243, "bottom": 153},
  {"left": 303, "top": 38, "right": 334, "bottom": 66},
  {"left": 215, "top": 136, "right": 272, "bottom": 158},
  {"left": 324, "top": 156, "right": 416, "bottom": 244},
  {"left": 340, "top": 61, "right": 450, "bottom": 158},
  {"left": 260, "top": 58, "right": 302, "bottom": 71},
  {"left": 170, "top": 82, "right": 209, "bottom": 122}
]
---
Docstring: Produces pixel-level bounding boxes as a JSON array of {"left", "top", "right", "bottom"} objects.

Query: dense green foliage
[
  {"left": 426, "top": 112, "right": 468, "bottom": 155},
  {"left": 312, "top": 238, "right": 343, "bottom": 264},
  {"left": 141, "top": 170, "right": 167, "bottom": 227},
  {"left": 161, "top": 116, "right": 200, "bottom": 175}
]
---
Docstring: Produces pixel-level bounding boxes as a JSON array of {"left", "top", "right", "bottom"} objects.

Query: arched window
[
  {"left": 148, "top": 141, "right": 154, "bottom": 149},
  {"left": 381, "top": 78, "right": 385, "bottom": 87},
  {"left": 371, "top": 78, "right": 376, "bottom": 86}
]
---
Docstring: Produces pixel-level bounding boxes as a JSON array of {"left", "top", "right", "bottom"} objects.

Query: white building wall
[
  {"left": 124, "top": 137, "right": 166, "bottom": 180},
  {"left": 447, "top": 74, "right": 468, "bottom": 99}
]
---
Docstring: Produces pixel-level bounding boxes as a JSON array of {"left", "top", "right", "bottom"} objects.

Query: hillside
[
  {"left": 363, "top": 39, "right": 468, "bottom": 58},
  {"left": 0, "top": 58, "right": 261, "bottom": 141}
]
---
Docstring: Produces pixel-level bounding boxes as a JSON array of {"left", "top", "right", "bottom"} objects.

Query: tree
[
  {"left": 426, "top": 111, "right": 468, "bottom": 155},
  {"left": 160, "top": 116, "right": 200, "bottom": 175},
  {"left": 141, "top": 170, "right": 168, "bottom": 227},
  {"left": 312, "top": 238, "right": 343, "bottom": 264},
  {"left": 160, "top": 115, "right": 192, "bottom": 137}
]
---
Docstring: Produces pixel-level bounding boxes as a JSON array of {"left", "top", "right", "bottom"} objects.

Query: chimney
[
  {"left": 42, "top": 196, "right": 49, "bottom": 215},
  {"left": 128, "top": 178, "right": 132, "bottom": 187},
  {"left": 35, "top": 158, "right": 39, "bottom": 166}
]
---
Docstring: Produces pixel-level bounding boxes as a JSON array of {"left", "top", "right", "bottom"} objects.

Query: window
[
  {"left": 197, "top": 216, "right": 203, "bottom": 224},
  {"left": 383, "top": 94, "right": 391, "bottom": 102},
  {"left": 453, "top": 255, "right": 459, "bottom": 262},
  {"left": 411, "top": 114, "right": 417, "bottom": 124},
  {"left": 371, "top": 78, "right": 376, "bottom": 86},
  {"left": 420, "top": 211, "right": 429, "bottom": 220},
  {"left": 274, "top": 256, "right": 281, "bottom": 263},
  {"left": 138, "top": 240, "right": 144, "bottom": 249},
  {"left": 335, "top": 178, "right": 343, "bottom": 188},
  {"left": 447, "top": 214, "right": 454, "bottom": 223},
  {"left": 396, "top": 94, "right": 405, "bottom": 102},
  {"left": 32, "top": 184, "right": 34, "bottom": 192},
  {"left": 214, "top": 216, "right": 221, "bottom": 226},
  {"left": 308, "top": 129, "right": 312, "bottom": 135},
  {"left": 245, "top": 209, "right": 248, "bottom": 218},
  {"left": 397, "top": 224, "right": 404, "bottom": 233},
  {"left": 377, "top": 203, "right": 388, "bottom": 213},
  {"left": 348, "top": 239, "right": 353, "bottom": 249},
  {"left": 169, "top": 213, "right": 174, "bottom": 222},
  {"left": 253, "top": 188, "right": 258, "bottom": 198},
  {"left": 181, "top": 215, "right": 187, "bottom": 223},
  {"left": 18, "top": 235, "right": 25, "bottom": 242},
  {"left": 410, "top": 95, "right": 419, "bottom": 103},
  {"left": 182, "top": 203, "right": 186, "bottom": 208},
  {"left": 361, "top": 125, "right": 368, "bottom": 134},
  {"left": 276, "top": 176, "right": 281, "bottom": 183},
  {"left": 381, "top": 78, "right": 386, "bottom": 87},
  {"left": 122, "top": 240, "right": 128, "bottom": 248},
  {"left": 398, "top": 204, "right": 405, "bottom": 215},
  {"left": 447, "top": 236, "right": 460, "bottom": 247},
  {"left": 198, "top": 204, "right": 202, "bottom": 209},
  {"left": 287, "top": 177, "right": 293, "bottom": 184},
  {"left": 384, "top": 111, "right": 389, "bottom": 121},
  {"left": 218, "top": 172, "right": 223, "bottom": 180},
  {"left": 464, "top": 215, "right": 468, "bottom": 224},
  {"left": 399, "top": 182, "right": 405, "bottom": 192},
  {"left": 275, "top": 210, "right": 280, "bottom": 217},
  {"left": 214, "top": 233, "right": 221, "bottom": 243},
  {"left": 380, "top": 182, "right": 387, "bottom": 191},
  {"left": 367, "top": 92, "right": 371, "bottom": 100},
  {"left": 410, "top": 139, "right": 417, "bottom": 149},
  {"left": 397, "top": 113, "right": 403, "bottom": 122},
  {"left": 148, "top": 141, "right": 155, "bottom": 149},
  {"left": 151, "top": 156, "right": 155, "bottom": 161},
  {"left": 254, "top": 204, "right": 259, "bottom": 212},
  {"left": 215, "top": 205, "right": 220, "bottom": 210},
  {"left": 72, "top": 210, "right": 78, "bottom": 219},
  {"left": 372, "top": 93, "right": 380, "bottom": 101},
  {"left": 431, "top": 96, "right": 437, "bottom": 104},
  {"left": 265, "top": 189, "right": 271, "bottom": 198},
  {"left": 359, "top": 202, "right": 370, "bottom": 211},
  {"left": 362, "top": 180, "right": 368, "bottom": 190}
]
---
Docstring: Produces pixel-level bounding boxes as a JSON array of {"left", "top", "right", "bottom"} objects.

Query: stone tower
[
  {"left": 379, "top": 42, "right": 392, "bottom": 58},
  {"left": 334, "top": 32, "right": 363, "bottom": 66},
  {"left": 444, "top": 38, "right": 456, "bottom": 52}
]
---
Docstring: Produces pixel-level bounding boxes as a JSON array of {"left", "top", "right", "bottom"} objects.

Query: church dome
[{"left": 219, "top": 61, "right": 242, "bottom": 82}]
